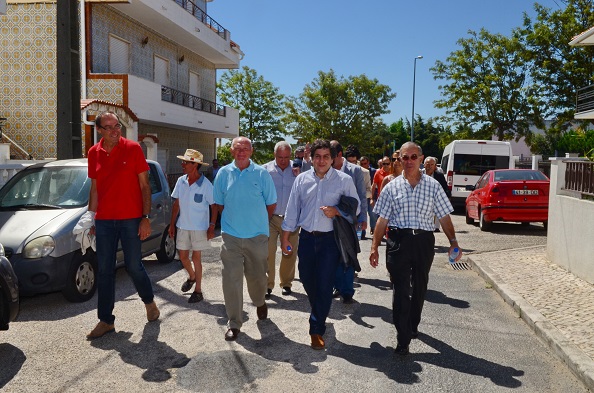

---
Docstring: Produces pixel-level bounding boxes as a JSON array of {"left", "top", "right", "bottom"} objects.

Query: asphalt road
[{"left": 0, "top": 212, "right": 587, "bottom": 392}]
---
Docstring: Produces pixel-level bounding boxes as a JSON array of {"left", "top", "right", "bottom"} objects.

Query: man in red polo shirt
[{"left": 86, "top": 111, "right": 160, "bottom": 340}]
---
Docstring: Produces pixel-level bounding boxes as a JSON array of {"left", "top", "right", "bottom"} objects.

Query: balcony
[
  {"left": 575, "top": 84, "right": 594, "bottom": 119},
  {"left": 87, "top": 74, "right": 238, "bottom": 138},
  {"left": 110, "top": 0, "right": 241, "bottom": 68}
]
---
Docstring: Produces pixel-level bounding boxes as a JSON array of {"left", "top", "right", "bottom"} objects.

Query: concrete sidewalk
[{"left": 467, "top": 246, "right": 594, "bottom": 391}]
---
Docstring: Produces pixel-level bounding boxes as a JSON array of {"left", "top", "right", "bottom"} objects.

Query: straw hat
[{"left": 176, "top": 149, "right": 209, "bottom": 165}]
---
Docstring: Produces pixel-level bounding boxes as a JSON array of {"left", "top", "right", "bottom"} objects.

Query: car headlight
[{"left": 23, "top": 236, "right": 55, "bottom": 259}]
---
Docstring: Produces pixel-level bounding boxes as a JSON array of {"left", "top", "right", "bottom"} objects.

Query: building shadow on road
[
  {"left": 330, "top": 333, "right": 524, "bottom": 388},
  {"left": 0, "top": 343, "right": 26, "bottom": 389},
  {"left": 90, "top": 320, "right": 190, "bottom": 382}
]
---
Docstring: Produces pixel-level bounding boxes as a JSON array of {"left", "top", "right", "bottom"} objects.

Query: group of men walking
[{"left": 84, "top": 110, "right": 461, "bottom": 356}]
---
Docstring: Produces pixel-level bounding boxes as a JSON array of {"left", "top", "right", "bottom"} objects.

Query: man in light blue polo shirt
[{"left": 213, "top": 136, "right": 277, "bottom": 341}]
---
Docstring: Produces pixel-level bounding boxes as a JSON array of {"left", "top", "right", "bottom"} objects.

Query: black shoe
[
  {"left": 411, "top": 330, "right": 419, "bottom": 339},
  {"left": 265, "top": 288, "right": 272, "bottom": 299},
  {"left": 434, "top": 228, "right": 440, "bottom": 232},
  {"left": 188, "top": 292, "right": 203, "bottom": 303},
  {"left": 343, "top": 296, "right": 354, "bottom": 304},
  {"left": 332, "top": 289, "right": 341, "bottom": 299},
  {"left": 225, "top": 328, "right": 240, "bottom": 341},
  {"left": 395, "top": 344, "right": 409, "bottom": 355},
  {"left": 282, "top": 287, "right": 292, "bottom": 295}
]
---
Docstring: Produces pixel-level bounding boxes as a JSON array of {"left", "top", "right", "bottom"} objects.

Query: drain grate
[{"left": 450, "top": 262, "right": 471, "bottom": 271}]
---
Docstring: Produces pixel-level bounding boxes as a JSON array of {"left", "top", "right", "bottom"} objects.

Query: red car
[{"left": 465, "top": 169, "right": 550, "bottom": 231}]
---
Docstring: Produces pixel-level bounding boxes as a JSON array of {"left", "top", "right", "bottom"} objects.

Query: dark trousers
[
  {"left": 385, "top": 230, "right": 435, "bottom": 346},
  {"left": 95, "top": 218, "right": 154, "bottom": 324},
  {"left": 298, "top": 230, "right": 340, "bottom": 336}
]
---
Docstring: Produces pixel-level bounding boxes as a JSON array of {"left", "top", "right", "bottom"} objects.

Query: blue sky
[{"left": 210, "top": 0, "right": 564, "bottom": 126}]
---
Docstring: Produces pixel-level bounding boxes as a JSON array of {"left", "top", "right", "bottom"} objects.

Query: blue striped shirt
[
  {"left": 282, "top": 167, "right": 360, "bottom": 233},
  {"left": 374, "top": 174, "right": 453, "bottom": 231}
]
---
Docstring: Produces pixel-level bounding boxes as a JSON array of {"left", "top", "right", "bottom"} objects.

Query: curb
[{"left": 468, "top": 255, "right": 594, "bottom": 392}]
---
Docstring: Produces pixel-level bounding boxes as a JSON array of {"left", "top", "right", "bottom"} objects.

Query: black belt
[
  {"left": 302, "top": 229, "right": 333, "bottom": 237},
  {"left": 388, "top": 227, "right": 430, "bottom": 236}
]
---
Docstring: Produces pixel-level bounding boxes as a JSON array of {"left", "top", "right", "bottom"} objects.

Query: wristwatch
[{"left": 142, "top": 214, "right": 150, "bottom": 219}]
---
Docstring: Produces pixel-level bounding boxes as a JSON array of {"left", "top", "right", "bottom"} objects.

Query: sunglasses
[
  {"left": 400, "top": 154, "right": 419, "bottom": 161},
  {"left": 391, "top": 157, "right": 401, "bottom": 162},
  {"left": 382, "top": 163, "right": 390, "bottom": 166}
]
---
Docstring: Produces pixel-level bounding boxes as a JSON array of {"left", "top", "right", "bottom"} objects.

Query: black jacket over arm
[{"left": 333, "top": 195, "right": 361, "bottom": 272}]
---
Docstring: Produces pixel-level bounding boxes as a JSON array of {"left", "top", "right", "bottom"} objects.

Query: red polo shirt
[{"left": 88, "top": 137, "right": 149, "bottom": 220}]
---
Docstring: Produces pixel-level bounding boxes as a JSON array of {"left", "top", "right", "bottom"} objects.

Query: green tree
[
  {"left": 520, "top": 0, "right": 594, "bottom": 131},
  {"left": 431, "top": 29, "right": 538, "bottom": 141},
  {"left": 218, "top": 66, "right": 286, "bottom": 163},
  {"left": 284, "top": 69, "right": 395, "bottom": 154}
]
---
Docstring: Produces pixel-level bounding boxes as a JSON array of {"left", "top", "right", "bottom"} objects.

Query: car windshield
[
  {"left": 494, "top": 170, "right": 548, "bottom": 181},
  {"left": 0, "top": 166, "right": 90, "bottom": 209}
]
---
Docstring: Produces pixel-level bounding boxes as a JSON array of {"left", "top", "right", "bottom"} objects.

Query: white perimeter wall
[{"left": 547, "top": 158, "right": 594, "bottom": 284}]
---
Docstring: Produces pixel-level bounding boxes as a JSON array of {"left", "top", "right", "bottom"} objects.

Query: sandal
[
  {"left": 188, "top": 292, "right": 203, "bottom": 303},
  {"left": 181, "top": 278, "right": 195, "bottom": 293}
]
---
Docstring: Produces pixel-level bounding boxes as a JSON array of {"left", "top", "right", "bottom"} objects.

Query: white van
[{"left": 441, "top": 140, "right": 514, "bottom": 206}]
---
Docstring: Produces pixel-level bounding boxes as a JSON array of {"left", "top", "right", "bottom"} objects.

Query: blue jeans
[
  {"left": 334, "top": 265, "right": 355, "bottom": 299},
  {"left": 298, "top": 230, "right": 340, "bottom": 336},
  {"left": 95, "top": 218, "right": 154, "bottom": 324}
]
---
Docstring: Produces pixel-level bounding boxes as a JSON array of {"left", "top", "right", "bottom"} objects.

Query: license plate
[
  {"left": 457, "top": 187, "right": 468, "bottom": 192},
  {"left": 512, "top": 190, "right": 539, "bottom": 195}
]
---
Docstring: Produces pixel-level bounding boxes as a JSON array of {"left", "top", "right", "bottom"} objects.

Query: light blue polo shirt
[
  {"left": 213, "top": 159, "right": 277, "bottom": 238},
  {"left": 171, "top": 174, "right": 214, "bottom": 231}
]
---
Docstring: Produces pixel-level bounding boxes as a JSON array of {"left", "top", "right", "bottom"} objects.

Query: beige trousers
[{"left": 267, "top": 215, "right": 299, "bottom": 289}]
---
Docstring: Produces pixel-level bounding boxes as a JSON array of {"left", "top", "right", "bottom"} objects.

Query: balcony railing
[
  {"left": 173, "top": 0, "right": 227, "bottom": 38},
  {"left": 161, "top": 86, "right": 226, "bottom": 116},
  {"left": 564, "top": 160, "right": 594, "bottom": 197},
  {"left": 576, "top": 84, "right": 594, "bottom": 114}
]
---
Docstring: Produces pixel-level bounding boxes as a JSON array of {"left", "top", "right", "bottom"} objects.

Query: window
[
  {"left": 453, "top": 154, "right": 509, "bottom": 176},
  {"left": 154, "top": 55, "right": 169, "bottom": 87},
  {"left": 109, "top": 35, "right": 130, "bottom": 74}
]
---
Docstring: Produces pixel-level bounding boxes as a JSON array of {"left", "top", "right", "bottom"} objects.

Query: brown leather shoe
[
  {"left": 86, "top": 321, "right": 115, "bottom": 340},
  {"left": 145, "top": 301, "right": 160, "bottom": 322},
  {"left": 310, "top": 334, "right": 325, "bottom": 350},
  {"left": 225, "top": 328, "right": 240, "bottom": 341},
  {"left": 256, "top": 303, "right": 268, "bottom": 320}
]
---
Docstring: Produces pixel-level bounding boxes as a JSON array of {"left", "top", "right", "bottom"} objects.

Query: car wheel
[
  {"left": 156, "top": 224, "right": 176, "bottom": 264},
  {"left": 0, "top": 291, "right": 8, "bottom": 330},
  {"left": 465, "top": 208, "right": 474, "bottom": 225},
  {"left": 62, "top": 250, "right": 97, "bottom": 303},
  {"left": 479, "top": 209, "right": 491, "bottom": 232}
]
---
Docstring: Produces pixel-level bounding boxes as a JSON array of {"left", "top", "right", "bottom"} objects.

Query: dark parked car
[
  {"left": 465, "top": 169, "right": 550, "bottom": 231},
  {"left": 0, "top": 159, "right": 176, "bottom": 302},
  {"left": 0, "top": 243, "right": 19, "bottom": 330}
]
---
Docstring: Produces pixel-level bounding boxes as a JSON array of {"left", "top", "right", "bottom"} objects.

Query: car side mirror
[{"left": 466, "top": 185, "right": 475, "bottom": 191}]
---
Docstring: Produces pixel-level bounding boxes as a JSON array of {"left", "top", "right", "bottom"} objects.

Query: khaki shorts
[{"left": 176, "top": 229, "right": 210, "bottom": 251}]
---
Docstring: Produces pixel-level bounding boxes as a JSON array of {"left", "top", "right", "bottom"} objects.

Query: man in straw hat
[{"left": 169, "top": 149, "right": 217, "bottom": 303}]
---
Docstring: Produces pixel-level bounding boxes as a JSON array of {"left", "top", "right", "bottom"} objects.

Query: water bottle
[
  {"left": 448, "top": 247, "right": 460, "bottom": 264},
  {"left": 356, "top": 224, "right": 362, "bottom": 240},
  {"left": 282, "top": 245, "right": 292, "bottom": 256}
]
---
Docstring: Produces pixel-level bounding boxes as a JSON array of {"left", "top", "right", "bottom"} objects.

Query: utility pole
[{"left": 56, "top": 0, "right": 82, "bottom": 159}]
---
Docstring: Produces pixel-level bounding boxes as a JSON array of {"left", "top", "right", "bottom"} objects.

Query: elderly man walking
[
  {"left": 213, "top": 137, "right": 277, "bottom": 341},
  {"left": 262, "top": 141, "right": 300, "bottom": 297},
  {"left": 370, "top": 142, "right": 462, "bottom": 356}
]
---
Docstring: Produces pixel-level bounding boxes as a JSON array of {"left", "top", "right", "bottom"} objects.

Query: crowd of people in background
[{"left": 85, "top": 114, "right": 462, "bottom": 357}]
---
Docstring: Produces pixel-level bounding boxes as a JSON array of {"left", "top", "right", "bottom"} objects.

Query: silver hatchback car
[{"left": 0, "top": 158, "right": 176, "bottom": 302}]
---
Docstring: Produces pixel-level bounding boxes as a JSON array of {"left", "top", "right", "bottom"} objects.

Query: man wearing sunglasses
[{"left": 369, "top": 142, "right": 462, "bottom": 356}]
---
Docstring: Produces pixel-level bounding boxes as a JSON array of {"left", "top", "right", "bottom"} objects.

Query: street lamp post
[{"left": 411, "top": 55, "right": 423, "bottom": 142}]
